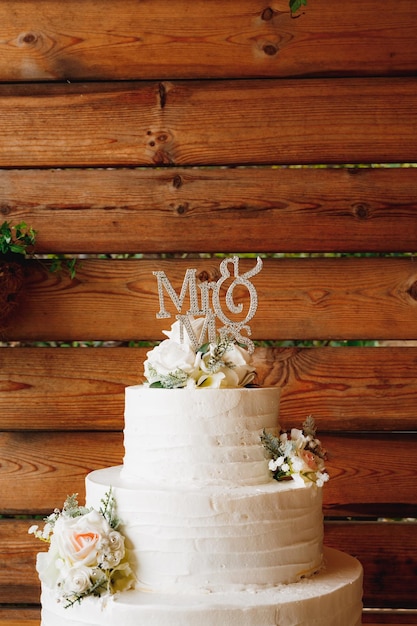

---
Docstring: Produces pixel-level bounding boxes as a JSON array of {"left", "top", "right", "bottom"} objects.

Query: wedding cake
[{"left": 31, "top": 257, "right": 363, "bottom": 625}]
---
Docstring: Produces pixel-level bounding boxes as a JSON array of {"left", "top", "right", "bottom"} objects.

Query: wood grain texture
[
  {"left": 0, "top": 608, "right": 40, "bottom": 626},
  {"left": 0, "top": 431, "right": 123, "bottom": 514},
  {"left": 1, "top": 431, "right": 415, "bottom": 517},
  {"left": 3, "top": 257, "right": 417, "bottom": 342},
  {"left": 2, "top": 346, "right": 417, "bottom": 431},
  {"left": 1, "top": 167, "right": 417, "bottom": 254},
  {"left": 325, "top": 522, "right": 417, "bottom": 609},
  {"left": 0, "top": 0, "right": 415, "bottom": 81},
  {"left": 0, "top": 79, "right": 416, "bottom": 167},
  {"left": 1, "top": 519, "right": 415, "bottom": 607}
]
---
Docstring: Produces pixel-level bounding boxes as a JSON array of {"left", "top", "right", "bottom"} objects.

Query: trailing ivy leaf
[{"left": 289, "top": 0, "right": 308, "bottom": 15}]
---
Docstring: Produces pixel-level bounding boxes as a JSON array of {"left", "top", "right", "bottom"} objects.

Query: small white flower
[
  {"left": 268, "top": 459, "right": 279, "bottom": 471},
  {"left": 61, "top": 566, "right": 92, "bottom": 595},
  {"left": 316, "top": 471, "right": 329, "bottom": 487},
  {"left": 292, "top": 457, "right": 304, "bottom": 472}
]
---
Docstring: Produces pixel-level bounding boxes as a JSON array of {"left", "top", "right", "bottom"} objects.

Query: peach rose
[{"left": 52, "top": 509, "right": 112, "bottom": 568}]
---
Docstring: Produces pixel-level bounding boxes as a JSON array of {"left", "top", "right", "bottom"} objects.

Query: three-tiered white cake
[{"left": 33, "top": 259, "right": 363, "bottom": 625}]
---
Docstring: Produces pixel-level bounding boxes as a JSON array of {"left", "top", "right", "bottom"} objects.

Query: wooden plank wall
[{"left": 0, "top": 1, "right": 416, "bottom": 623}]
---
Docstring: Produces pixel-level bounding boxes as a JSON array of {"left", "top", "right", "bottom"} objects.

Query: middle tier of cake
[{"left": 86, "top": 467, "right": 323, "bottom": 592}]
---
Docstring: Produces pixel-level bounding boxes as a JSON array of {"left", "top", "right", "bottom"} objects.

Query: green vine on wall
[{"left": 289, "top": 0, "right": 308, "bottom": 15}]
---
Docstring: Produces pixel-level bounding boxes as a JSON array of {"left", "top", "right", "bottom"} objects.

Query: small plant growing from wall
[
  {"left": 0, "top": 220, "right": 77, "bottom": 330},
  {"left": 0, "top": 221, "right": 37, "bottom": 327}
]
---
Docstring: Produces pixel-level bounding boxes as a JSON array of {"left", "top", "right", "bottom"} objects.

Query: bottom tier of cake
[{"left": 39, "top": 547, "right": 363, "bottom": 626}]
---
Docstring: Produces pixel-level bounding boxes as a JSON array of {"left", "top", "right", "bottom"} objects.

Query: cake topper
[{"left": 153, "top": 256, "right": 262, "bottom": 353}]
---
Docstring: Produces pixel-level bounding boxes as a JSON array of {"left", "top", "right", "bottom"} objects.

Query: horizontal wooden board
[
  {"left": 1, "top": 346, "right": 417, "bottom": 432},
  {"left": 0, "top": 431, "right": 123, "bottom": 514},
  {"left": 0, "top": 609, "right": 39, "bottom": 626},
  {"left": 1, "top": 167, "right": 417, "bottom": 254},
  {"left": 0, "top": 79, "right": 416, "bottom": 167},
  {"left": 3, "top": 257, "right": 417, "bottom": 342},
  {"left": 0, "top": 0, "right": 415, "bottom": 81},
  {"left": 1, "top": 519, "right": 415, "bottom": 607},
  {"left": 1, "top": 431, "right": 415, "bottom": 517},
  {"left": 0, "top": 0, "right": 417, "bottom": 81},
  {"left": 325, "top": 522, "right": 417, "bottom": 609}
]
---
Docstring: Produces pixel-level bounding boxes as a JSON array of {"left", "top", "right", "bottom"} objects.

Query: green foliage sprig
[
  {"left": 0, "top": 221, "right": 37, "bottom": 257},
  {"left": 289, "top": 0, "right": 308, "bottom": 15},
  {"left": 0, "top": 220, "right": 77, "bottom": 278}
]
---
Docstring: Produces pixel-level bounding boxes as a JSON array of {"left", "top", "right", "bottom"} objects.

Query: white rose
[
  {"left": 97, "top": 531, "right": 125, "bottom": 570},
  {"left": 144, "top": 339, "right": 196, "bottom": 381},
  {"left": 61, "top": 565, "right": 93, "bottom": 595},
  {"left": 51, "top": 509, "right": 111, "bottom": 569}
]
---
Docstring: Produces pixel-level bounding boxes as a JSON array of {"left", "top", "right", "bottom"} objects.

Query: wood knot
[
  {"left": 176, "top": 203, "right": 188, "bottom": 215},
  {"left": 407, "top": 280, "right": 417, "bottom": 301},
  {"left": 198, "top": 267, "right": 221, "bottom": 282},
  {"left": 353, "top": 203, "right": 370, "bottom": 220},
  {"left": 0, "top": 203, "right": 11, "bottom": 215},
  {"left": 173, "top": 174, "right": 183, "bottom": 189},
  {"left": 263, "top": 44, "right": 278, "bottom": 56},
  {"left": 261, "top": 7, "right": 275, "bottom": 21},
  {"left": 20, "top": 32, "right": 38, "bottom": 45}
]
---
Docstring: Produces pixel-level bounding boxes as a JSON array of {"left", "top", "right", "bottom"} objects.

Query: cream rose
[{"left": 51, "top": 509, "right": 111, "bottom": 569}]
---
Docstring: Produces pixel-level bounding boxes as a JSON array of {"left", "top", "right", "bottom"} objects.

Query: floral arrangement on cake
[
  {"left": 144, "top": 317, "right": 256, "bottom": 389},
  {"left": 262, "top": 416, "right": 329, "bottom": 487},
  {"left": 29, "top": 490, "right": 134, "bottom": 608}
]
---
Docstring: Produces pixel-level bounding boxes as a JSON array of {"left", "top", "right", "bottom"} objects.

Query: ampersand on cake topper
[{"left": 153, "top": 256, "right": 263, "bottom": 353}]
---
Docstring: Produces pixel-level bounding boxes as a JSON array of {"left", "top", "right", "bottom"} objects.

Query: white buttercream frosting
[
  {"left": 122, "top": 386, "right": 280, "bottom": 486},
  {"left": 37, "top": 384, "right": 363, "bottom": 625},
  {"left": 39, "top": 547, "right": 363, "bottom": 626},
  {"left": 86, "top": 466, "right": 323, "bottom": 591}
]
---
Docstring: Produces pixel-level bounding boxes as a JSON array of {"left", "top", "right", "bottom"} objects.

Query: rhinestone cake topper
[{"left": 153, "top": 256, "right": 263, "bottom": 353}]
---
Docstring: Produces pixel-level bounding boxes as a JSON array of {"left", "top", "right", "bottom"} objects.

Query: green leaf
[{"left": 289, "top": 0, "right": 307, "bottom": 14}]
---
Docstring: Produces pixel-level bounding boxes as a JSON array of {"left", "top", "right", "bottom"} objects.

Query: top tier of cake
[{"left": 121, "top": 386, "right": 281, "bottom": 487}]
